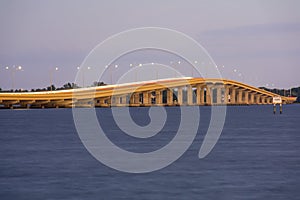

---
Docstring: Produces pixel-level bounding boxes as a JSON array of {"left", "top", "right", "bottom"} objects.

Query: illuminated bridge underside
[{"left": 0, "top": 78, "right": 295, "bottom": 108}]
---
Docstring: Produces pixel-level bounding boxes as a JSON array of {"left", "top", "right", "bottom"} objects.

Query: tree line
[
  {"left": 0, "top": 81, "right": 106, "bottom": 93},
  {"left": 259, "top": 86, "right": 300, "bottom": 97},
  {"left": 259, "top": 86, "right": 300, "bottom": 103}
]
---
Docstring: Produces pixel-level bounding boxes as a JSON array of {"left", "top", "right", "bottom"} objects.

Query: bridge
[{"left": 0, "top": 78, "right": 295, "bottom": 109}]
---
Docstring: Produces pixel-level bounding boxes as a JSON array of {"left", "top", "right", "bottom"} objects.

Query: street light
[
  {"left": 76, "top": 66, "right": 83, "bottom": 87},
  {"left": 112, "top": 64, "right": 118, "bottom": 84},
  {"left": 83, "top": 67, "right": 91, "bottom": 87},
  {"left": 129, "top": 63, "right": 138, "bottom": 82},
  {"left": 50, "top": 67, "right": 59, "bottom": 91},
  {"left": 76, "top": 66, "right": 91, "bottom": 87},
  {"left": 136, "top": 64, "right": 143, "bottom": 82},
  {"left": 5, "top": 65, "right": 23, "bottom": 91},
  {"left": 174, "top": 61, "right": 181, "bottom": 78},
  {"left": 79, "top": 66, "right": 92, "bottom": 87}
]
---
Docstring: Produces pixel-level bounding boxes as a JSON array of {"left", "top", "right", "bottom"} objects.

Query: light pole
[
  {"left": 77, "top": 66, "right": 91, "bottom": 87},
  {"left": 5, "top": 65, "right": 23, "bottom": 91},
  {"left": 113, "top": 64, "right": 118, "bottom": 84},
  {"left": 129, "top": 63, "right": 135, "bottom": 82},
  {"left": 173, "top": 61, "right": 181, "bottom": 78},
  {"left": 76, "top": 66, "right": 81, "bottom": 87},
  {"left": 84, "top": 66, "right": 91, "bottom": 87},
  {"left": 151, "top": 62, "right": 158, "bottom": 80},
  {"left": 130, "top": 63, "right": 140, "bottom": 82},
  {"left": 50, "top": 67, "right": 58, "bottom": 91},
  {"left": 192, "top": 61, "right": 198, "bottom": 77}
]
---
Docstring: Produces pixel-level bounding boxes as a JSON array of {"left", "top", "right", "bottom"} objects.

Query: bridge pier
[
  {"left": 143, "top": 92, "right": 150, "bottom": 105},
  {"left": 216, "top": 86, "right": 223, "bottom": 105},
  {"left": 187, "top": 85, "right": 193, "bottom": 105},
  {"left": 244, "top": 91, "right": 249, "bottom": 104},
  {"left": 224, "top": 86, "right": 229, "bottom": 104},
  {"left": 167, "top": 89, "right": 174, "bottom": 106},
  {"left": 113, "top": 96, "right": 121, "bottom": 105},
  {"left": 121, "top": 95, "right": 128, "bottom": 105},
  {"left": 230, "top": 87, "right": 237, "bottom": 104},
  {"left": 129, "top": 93, "right": 140, "bottom": 106},
  {"left": 237, "top": 89, "right": 244, "bottom": 104},
  {"left": 177, "top": 87, "right": 183, "bottom": 105},
  {"left": 255, "top": 94, "right": 262, "bottom": 104},
  {"left": 155, "top": 90, "right": 162, "bottom": 105},
  {"left": 249, "top": 93, "right": 255, "bottom": 104},
  {"left": 205, "top": 85, "right": 212, "bottom": 105},
  {"left": 196, "top": 85, "right": 201, "bottom": 105},
  {"left": 262, "top": 96, "right": 267, "bottom": 105}
]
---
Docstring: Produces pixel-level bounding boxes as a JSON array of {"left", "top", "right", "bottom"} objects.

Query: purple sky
[{"left": 0, "top": 0, "right": 299, "bottom": 90}]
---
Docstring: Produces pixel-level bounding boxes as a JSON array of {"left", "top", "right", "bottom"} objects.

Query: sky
[{"left": 0, "top": 0, "right": 299, "bottom": 90}]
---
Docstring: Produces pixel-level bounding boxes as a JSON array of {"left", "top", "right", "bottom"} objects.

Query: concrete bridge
[{"left": 0, "top": 78, "right": 295, "bottom": 109}]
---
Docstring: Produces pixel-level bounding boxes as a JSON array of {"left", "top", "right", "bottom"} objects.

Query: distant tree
[
  {"left": 92, "top": 81, "right": 106, "bottom": 87},
  {"left": 55, "top": 82, "right": 80, "bottom": 90},
  {"left": 71, "top": 83, "right": 80, "bottom": 89},
  {"left": 46, "top": 85, "right": 56, "bottom": 91},
  {"left": 63, "top": 82, "right": 72, "bottom": 89}
]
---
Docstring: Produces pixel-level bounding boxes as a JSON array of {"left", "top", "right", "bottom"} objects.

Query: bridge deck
[{"left": 0, "top": 78, "right": 294, "bottom": 108}]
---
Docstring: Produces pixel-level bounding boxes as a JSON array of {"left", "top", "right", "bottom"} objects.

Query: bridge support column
[
  {"left": 143, "top": 92, "right": 150, "bottom": 105},
  {"left": 196, "top": 85, "right": 205, "bottom": 105},
  {"left": 200, "top": 86, "right": 205, "bottom": 105},
  {"left": 230, "top": 88, "right": 236, "bottom": 104},
  {"left": 237, "top": 89, "right": 243, "bottom": 104},
  {"left": 267, "top": 97, "right": 272, "bottom": 104},
  {"left": 130, "top": 95, "right": 134, "bottom": 104},
  {"left": 177, "top": 87, "right": 183, "bottom": 105},
  {"left": 216, "top": 86, "right": 222, "bottom": 105},
  {"left": 155, "top": 90, "right": 162, "bottom": 105},
  {"left": 196, "top": 85, "right": 201, "bottom": 105},
  {"left": 115, "top": 96, "right": 121, "bottom": 105},
  {"left": 244, "top": 91, "right": 249, "bottom": 104},
  {"left": 255, "top": 94, "right": 261, "bottom": 104},
  {"left": 130, "top": 93, "right": 139, "bottom": 105},
  {"left": 224, "top": 86, "right": 230, "bottom": 104},
  {"left": 261, "top": 96, "right": 267, "bottom": 104},
  {"left": 187, "top": 85, "right": 193, "bottom": 105},
  {"left": 206, "top": 85, "right": 212, "bottom": 105},
  {"left": 121, "top": 95, "right": 127, "bottom": 105},
  {"left": 167, "top": 89, "right": 173, "bottom": 105},
  {"left": 249, "top": 93, "right": 255, "bottom": 104},
  {"left": 136, "top": 93, "right": 141, "bottom": 104},
  {"left": 260, "top": 96, "right": 264, "bottom": 104}
]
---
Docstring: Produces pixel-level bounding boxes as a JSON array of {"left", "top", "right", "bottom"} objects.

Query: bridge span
[{"left": 0, "top": 78, "right": 295, "bottom": 109}]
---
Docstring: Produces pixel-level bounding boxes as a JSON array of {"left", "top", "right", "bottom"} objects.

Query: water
[{"left": 0, "top": 105, "right": 299, "bottom": 200}]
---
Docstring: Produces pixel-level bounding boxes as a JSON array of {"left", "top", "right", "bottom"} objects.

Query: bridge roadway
[{"left": 0, "top": 78, "right": 295, "bottom": 109}]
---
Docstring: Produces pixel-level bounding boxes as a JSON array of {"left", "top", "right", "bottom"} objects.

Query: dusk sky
[{"left": 0, "top": 0, "right": 299, "bottom": 90}]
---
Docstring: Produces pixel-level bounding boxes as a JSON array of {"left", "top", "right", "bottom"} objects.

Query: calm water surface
[{"left": 0, "top": 105, "right": 299, "bottom": 200}]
